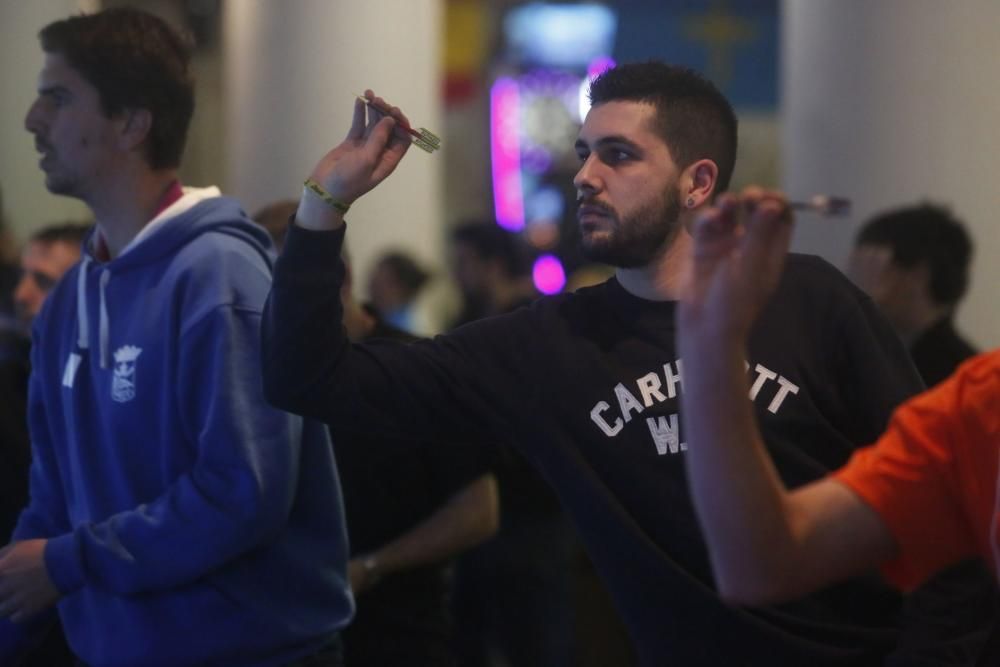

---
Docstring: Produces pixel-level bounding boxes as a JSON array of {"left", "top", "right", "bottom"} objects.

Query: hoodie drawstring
[
  {"left": 76, "top": 257, "right": 91, "bottom": 351},
  {"left": 99, "top": 269, "right": 111, "bottom": 369},
  {"left": 75, "top": 259, "right": 112, "bottom": 369}
]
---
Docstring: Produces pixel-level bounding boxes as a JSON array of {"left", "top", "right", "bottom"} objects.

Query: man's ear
[
  {"left": 681, "top": 159, "right": 719, "bottom": 209},
  {"left": 119, "top": 108, "right": 153, "bottom": 152}
]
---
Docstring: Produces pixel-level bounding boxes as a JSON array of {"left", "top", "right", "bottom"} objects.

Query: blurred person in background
[
  {"left": 849, "top": 203, "right": 977, "bottom": 387},
  {"left": 848, "top": 202, "right": 995, "bottom": 659},
  {"left": 0, "top": 187, "right": 23, "bottom": 350},
  {"left": 448, "top": 221, "right": 537, "bottom": 327},
  {"left": 259, "top": 200, "right": 500, "bottom": 666},
  {"left": 4, "top": 222, "right": 88, "bottom": 538},
  {"left": 1, "top": 222, "right": 86, "bottom": 666},
  {"left": 368, "top": 250, "right": 432, "bottom": 334},
  {"left": 445, "top": 221, "right": 577, "bottom": 667},
  {"left": 13, "top": 222, "right": 89, "bottom": 328}
]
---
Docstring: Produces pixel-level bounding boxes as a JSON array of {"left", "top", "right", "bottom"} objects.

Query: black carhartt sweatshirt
[{"left": 263, "top": 223, "right": 925, "bottom": 666}]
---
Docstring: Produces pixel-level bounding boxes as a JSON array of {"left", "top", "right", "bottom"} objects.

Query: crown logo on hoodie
[
  {"left": 113, "top": 345, "right": 142, "bottom": 363},
  {"left": 111, "top": 345, "right": 142, "bottom": 403}
]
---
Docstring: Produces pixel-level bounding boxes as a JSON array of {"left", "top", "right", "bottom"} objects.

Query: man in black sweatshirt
[{"left": 262, "top": 64, "right": 965, "bottom": 665}]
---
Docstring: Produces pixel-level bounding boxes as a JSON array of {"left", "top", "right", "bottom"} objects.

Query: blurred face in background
[
  {"left": 14, "top": 239, "right": 81, "bottom": 324},
  {"left": 368, "top": 260, "right": 409, "bottom": 316},
  {"left": 848, "top": 242, "right": 923, "bottom": 333}
]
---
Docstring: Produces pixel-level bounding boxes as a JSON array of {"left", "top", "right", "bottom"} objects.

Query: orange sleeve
[{"left": 833, "top": 377, "right": 978, "bottom": 590}]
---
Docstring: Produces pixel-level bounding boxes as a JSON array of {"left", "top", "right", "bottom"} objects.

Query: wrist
[
  {"left": 360, "top": 553, "right": 382, "bottom": 588},
  {"left": 304, "top": 178, "right": 351, "bottom": 213},
  {"left": 295, "top": 186, "right": 346, "bottom": 231}
]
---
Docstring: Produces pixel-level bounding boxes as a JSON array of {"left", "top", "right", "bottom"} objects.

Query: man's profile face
[
  {"left": 14, "top": 239, "right": 81, "bottom": 324},
  {"left": 573, "top": 101, "right": 683, "bottom": 268},
  {"left": 24, "top": 53, "right": 121, "bottom": 199}
]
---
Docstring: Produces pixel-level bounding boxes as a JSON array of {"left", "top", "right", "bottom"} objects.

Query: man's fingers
[
  {"left": 364, "top": 116, "right": 397, "bottom": 155},
  {"left": 744, "top": 194, "right": 792, "bottom": 245},
  {"left": 741, "top": 194, "right": 794, "bottom": 291},
  {"left": 688, "top": 201, "right": 741, "bottom": 304},
  {"left": 347, "top": 97, "right": 366, "bottom": 140},
  {"left": 692, "top": 197, "right": 741, "bottom": 260},
  {"left": 386, "top": 104, "right": 412, "bottom": 136}
]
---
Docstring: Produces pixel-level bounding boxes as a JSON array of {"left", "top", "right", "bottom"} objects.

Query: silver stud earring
[{"left": 687, "top": 197, "right": 695, "bottom": 208}]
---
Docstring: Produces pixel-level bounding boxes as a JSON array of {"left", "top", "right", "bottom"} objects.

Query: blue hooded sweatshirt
[{"left": 6, "top": 190, "right": 352, "bottom": 667}]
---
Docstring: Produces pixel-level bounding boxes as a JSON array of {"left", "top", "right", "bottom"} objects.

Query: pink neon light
[
  {"left": 490, "top": 78, "right": 525, "bottom": 232},
  {"left": 587, "top": 56, "right": 616, "bottom": 80},
  {"left": 533, "top": 254, "right": 566, "bottom": 295}
]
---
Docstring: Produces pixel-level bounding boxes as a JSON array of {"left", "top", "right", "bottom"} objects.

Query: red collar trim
[{"left": 153, "top": 180, "right": 184, "bottom": 219}]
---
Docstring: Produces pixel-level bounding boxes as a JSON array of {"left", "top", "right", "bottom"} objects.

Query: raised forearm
[
  {"left": 682, "top": 336, "right": 897, "bottom": 603},
  {"left": 294, "top": 184, "right": 346, "bottom": 232},
  {"left": 681, "top": 337, "right": 804, "bottom": 603},
  {"left": 679, "top": 190, "right": 897, "bottom": 604}
]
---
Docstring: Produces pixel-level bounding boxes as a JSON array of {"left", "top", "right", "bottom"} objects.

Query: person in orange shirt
[{"left": 676, "top": 188, "right": 998, "bottom": 615}]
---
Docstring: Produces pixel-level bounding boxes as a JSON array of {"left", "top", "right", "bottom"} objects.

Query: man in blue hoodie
[{"left": 0, "top": 8, "right": 352, "bottom": 666}]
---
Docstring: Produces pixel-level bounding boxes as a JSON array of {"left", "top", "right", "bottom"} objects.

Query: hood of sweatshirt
[{"left": 74, "top": 186, "right": 272, "bottom": 369}]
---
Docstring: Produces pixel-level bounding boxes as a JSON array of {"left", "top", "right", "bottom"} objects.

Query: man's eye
[
  {"left": 603, "top": 149, "right": 630, "bottom": 164},
  {"left": 41, "top": 92, "right": 68, "bottom": 108}
]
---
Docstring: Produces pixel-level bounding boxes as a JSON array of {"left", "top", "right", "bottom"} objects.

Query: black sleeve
[
  {"left": 826, "top": 285, "right": 925, "bottom": 445},
  {"left": 262, "top": 222, "right": 539, "bottom": 447}
]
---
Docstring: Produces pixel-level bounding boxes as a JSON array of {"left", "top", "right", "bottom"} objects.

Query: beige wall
[
  {"left": 783, "top": 0, "right": 1000, "bottom": 348},
  {"left": 222, "top": 0, "right": 444, "bottom": 302}
]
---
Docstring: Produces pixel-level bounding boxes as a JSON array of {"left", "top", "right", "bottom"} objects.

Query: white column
[
  {"left": 782, "top": 0, "right": 1000, "bottom": 347},
  {"left": 223, "top": 0, "right": 444, "bottom": 291}
]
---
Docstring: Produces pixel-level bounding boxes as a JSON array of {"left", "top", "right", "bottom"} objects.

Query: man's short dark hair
[
  {"left": 856, "top": 203, "right": 973, "bottom": 307},
  {"left": 374, "top": 252, "right": 430, "bottom": 295},
  {"left": 588, "top": 62, "right": 738, "bottom": 194},
  {"left": 39, "top": 8, "right": 195, "bottom": 170},
  {"left": 30, "top": 221, "right": 91, "bottom": 248},
  {"left": 450, "top": 222, "right": 527, "bottom": 277}
]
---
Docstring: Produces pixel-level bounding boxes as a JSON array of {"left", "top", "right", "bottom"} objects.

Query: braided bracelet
[{"left": 303, "top": 178, "right": 350, "bottom": 214}]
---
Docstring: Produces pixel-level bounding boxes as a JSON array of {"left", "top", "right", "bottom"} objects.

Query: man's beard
[{"left": 580, "top": 187, "right": 683, "bottom": 268}]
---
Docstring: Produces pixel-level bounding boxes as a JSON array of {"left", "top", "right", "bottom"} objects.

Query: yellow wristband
[{"left": 303, "top": 178, "right": 350, "bottom": 214}]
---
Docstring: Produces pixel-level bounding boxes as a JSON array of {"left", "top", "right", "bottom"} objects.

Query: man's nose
[
  {"left": 573, "top": 155, "right": 601, "bottom": 194},
  {"left": 24, "top": 98, "right": 45, "bottom": 135},
  {"left": 13, "top": 278, "right": 39, "bottom": 317}
]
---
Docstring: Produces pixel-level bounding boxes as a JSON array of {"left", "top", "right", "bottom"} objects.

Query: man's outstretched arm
[
  {"left": 261, "top": 90, "right": 415, "bottom": 418},
  {"left": 677, "top": 189, "right": 897, "bottom": 605}
]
